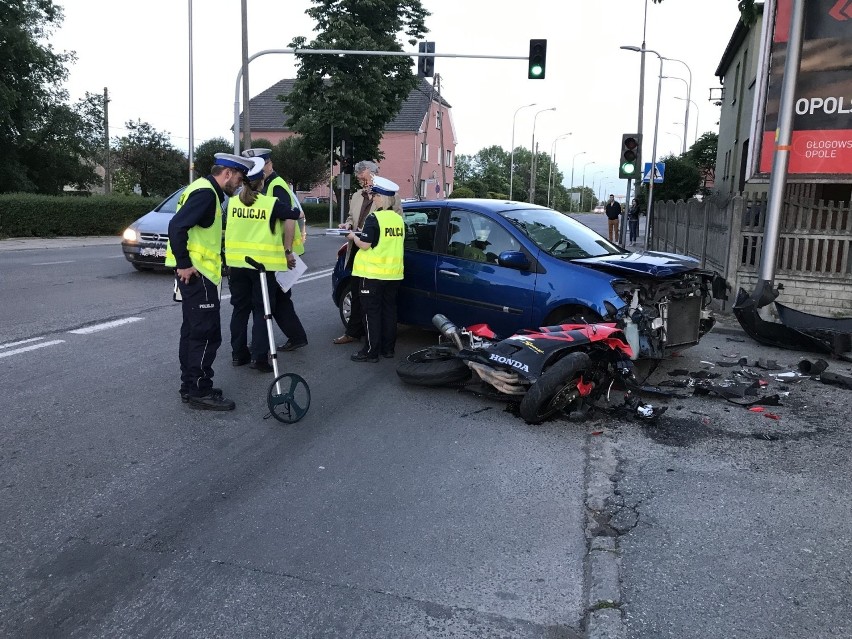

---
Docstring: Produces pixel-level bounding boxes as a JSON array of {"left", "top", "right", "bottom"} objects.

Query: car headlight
[{"left": 122, "top": 227, "right": 139, "bottom": 242}]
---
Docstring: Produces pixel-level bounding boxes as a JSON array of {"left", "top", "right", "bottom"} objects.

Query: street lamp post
[
  {"left": 580, "top": 160, "right": 596, "bottom": 213},
  {"left": 621, "top": 45, "right": 664, "bottom": 246},
  {"left": 547, "top": 132, "right": 572, "bottom": 209},
  {"left": 674, "top": 96, "right": 700, "bottom": 143},
  {"left": 662, "top": 56, "right": 692, "bottom": 154},
  {"left": 509, "top": 103, "right": 536, "bottom": 200},
  {"left": 530, "top": 107, "right": 556, "bottom": 204},
  {"left": 592, "top": 170, "right": 604, "bottom": 208},
  {"left": 570, "top": 151, "right": 586, "bottom": 213},
  {"left": 665, "top": 131, "right": 682, "bottom": 155}
]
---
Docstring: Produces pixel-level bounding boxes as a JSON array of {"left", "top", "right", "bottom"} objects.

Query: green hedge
[
  {"left": 301, "top": 202, "right": 340, "bottom": 226},
  {"left": 0, "top": 193, "right": 161, "bottom": 238}
]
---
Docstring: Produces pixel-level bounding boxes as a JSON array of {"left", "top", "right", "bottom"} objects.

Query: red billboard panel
[{"left": 760, "top": 0, "right": 852, "bottom": 175}]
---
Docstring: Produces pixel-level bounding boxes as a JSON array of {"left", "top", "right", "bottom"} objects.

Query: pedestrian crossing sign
[{"left": 642, "top": 162, "right": 665, "bottom": 184}]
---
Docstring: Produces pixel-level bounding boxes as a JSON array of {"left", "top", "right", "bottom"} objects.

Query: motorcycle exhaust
[{"left": 432, "top": 314, "right": 464, "bottom": 350}]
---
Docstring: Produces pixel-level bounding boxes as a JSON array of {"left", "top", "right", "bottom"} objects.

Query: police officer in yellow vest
[
  {"left": 166, "top": 153, "right": 252, "bottom": 410},
  {"left": 225, "top": 157, "right": 301, "bottom": 373},
  {"left": 242, "top": 148, "right": 308, "bottom": 352},
  {"left": 346, "top": 176, "right": 404, "bottom": 363}
]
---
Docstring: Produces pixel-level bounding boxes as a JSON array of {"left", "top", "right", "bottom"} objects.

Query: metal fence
[{"left": 650, "top": 193, "right": 852, "bottom": 312}]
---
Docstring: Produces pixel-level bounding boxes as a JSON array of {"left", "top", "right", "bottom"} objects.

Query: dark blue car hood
[{"left": 571, "top": 250, "right": 700, "bottom": 278}]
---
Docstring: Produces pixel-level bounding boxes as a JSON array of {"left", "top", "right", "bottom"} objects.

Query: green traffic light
[
  {"left": 530, "top": 64, "right": 543, "bottom": 77},
  {"left": 621, "top": 162, "right": 635, "bottom": 174}
]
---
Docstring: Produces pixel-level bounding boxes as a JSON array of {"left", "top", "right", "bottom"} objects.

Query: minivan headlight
[{"left": 123, "top": 227, "right": 139, "bottom": 242}]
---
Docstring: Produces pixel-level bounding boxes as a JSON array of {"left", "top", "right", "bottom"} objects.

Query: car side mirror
[{"left": 497, "top": 250, "right": 530, "bottom": 270}]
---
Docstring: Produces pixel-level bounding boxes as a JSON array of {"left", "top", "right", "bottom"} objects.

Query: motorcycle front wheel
[
  {"left": 520, "top": 352, "right": 591, "bottom": 425},
  {"left": 396, "top": 346, "right": 472, "bottom": 387}
]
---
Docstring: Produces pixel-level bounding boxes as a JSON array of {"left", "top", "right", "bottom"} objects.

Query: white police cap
[
  {"left": 371, "top": 175, "right": 399, "bottom": 196},
  {"left": 246, "top": 157, "right": 266, "bottom": 182},
  {"left": 241, "top": 148, "right": 272, "bottom": 160},
  {"left": 213, "top": 153, "right": 253, "bottom": 173}
]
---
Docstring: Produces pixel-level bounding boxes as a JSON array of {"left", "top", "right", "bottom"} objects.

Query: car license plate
[{"left": 140, "top": 247, "right": 166, "bottom": 258}]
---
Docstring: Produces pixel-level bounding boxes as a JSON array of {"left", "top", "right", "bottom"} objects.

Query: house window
[
  {"left": 436, "top": 111, "right": 442, "bottom": 130},
  {"left": 420, "top": 179, "right": 427, "bottom": 197},
  {"left": 421, "top": 142, "right": 428, "bottom": 163},
  {"left": 445, "top": 150, "right": 452, "bottom": 167},
  {"left": 445, "top": 183, "right": 451, "bottom": 196},
  {"left": 731, "top": 61, "right": 740, "bottom": 105}
]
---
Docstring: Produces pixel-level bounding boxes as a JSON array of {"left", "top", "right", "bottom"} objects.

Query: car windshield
[
  {"left": 500, "top": 207, "right": 623, "bottom": 258},
  {"left": 156, "top": 189, "right": 184, "bottom": 214}
]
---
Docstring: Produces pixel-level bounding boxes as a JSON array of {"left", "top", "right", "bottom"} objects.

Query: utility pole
[
  {"left": 437, "top": 74, "right": 447, "bottom": 197},
  {"left": 240, "top": 0, "right": 251, "bottom": 149},
  {"left": 103, "top": 87, "right": 111, "bottom": 194}
]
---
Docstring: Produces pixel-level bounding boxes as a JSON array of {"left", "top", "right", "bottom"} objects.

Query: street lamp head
[{"left": 620, "top": 45, "right": 642, "bottom": 52}]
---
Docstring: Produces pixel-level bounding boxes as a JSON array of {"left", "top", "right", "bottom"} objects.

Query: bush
[
  {"left": 486, "top": 191, "right": 508, "bottom": 200},
  {"left": 0, "top": 193, "right": 160, "bottom": 238},
  {"left": 301, "top": 202, "right": 340, "bottom": 226},
  {"left": 448, "top": 187, "right": 474, "bottom": 199}
]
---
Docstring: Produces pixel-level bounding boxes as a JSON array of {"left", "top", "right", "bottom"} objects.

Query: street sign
[{"left": 642, "top": 162, "right": 665, "bottom": 184}]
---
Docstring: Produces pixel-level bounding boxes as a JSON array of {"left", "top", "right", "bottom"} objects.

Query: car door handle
[{"left": 438, "top": 269, "right": 460, "bottom": 277}]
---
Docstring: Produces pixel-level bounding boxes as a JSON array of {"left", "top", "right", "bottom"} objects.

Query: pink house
[{"left": 245, "top": 78, "right": 456, "bottom": 201}]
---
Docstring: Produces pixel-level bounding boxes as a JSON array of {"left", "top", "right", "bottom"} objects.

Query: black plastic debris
[
  {"left": 733, "top": 288, "right": 833, "bottom": 353},
  {"left": 755, "top": 358, "right": 783, "bottom": 371},
  {"left": 798, "top": 358, "right": 829, "bottom": 376},
  {"left": 819, "top": 371, "right": 852, "bottom": 390},
  {"left": 667, "top": 369, "right": 691, "bottom": 377}
]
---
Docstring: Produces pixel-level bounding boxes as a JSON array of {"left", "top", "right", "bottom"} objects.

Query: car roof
[{"left": 402, "top": 198, "right": 552, "bottom": 215}]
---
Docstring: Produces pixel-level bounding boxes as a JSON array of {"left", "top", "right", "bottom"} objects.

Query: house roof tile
[{"left": 245, "top": 78, "right": 451, "bottom": 133}]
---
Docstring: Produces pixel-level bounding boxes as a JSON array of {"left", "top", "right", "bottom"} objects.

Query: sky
[{"left": 51, "top": 0, "right": 743, "bottom": 196}]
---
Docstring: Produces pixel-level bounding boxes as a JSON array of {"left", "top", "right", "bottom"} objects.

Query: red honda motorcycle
[{"left": 397, "top": 314, "right": 642, "bottom": 424}]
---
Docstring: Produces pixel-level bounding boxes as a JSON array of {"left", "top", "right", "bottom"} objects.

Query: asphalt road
[
  {"left": 0, "top": 235, "right": 587, "bottom": 638},
  {"left": 2, "top": 224, "right": 850, "bottom": 638}
]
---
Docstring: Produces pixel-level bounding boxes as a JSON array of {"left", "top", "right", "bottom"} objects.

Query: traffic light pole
[{"left": 232, "top": 47, "right": 530, "bottom": 153}]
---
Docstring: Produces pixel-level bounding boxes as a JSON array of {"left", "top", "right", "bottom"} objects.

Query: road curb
[{"left": 583, "top": 431, "right": 626, "bottom": 639}]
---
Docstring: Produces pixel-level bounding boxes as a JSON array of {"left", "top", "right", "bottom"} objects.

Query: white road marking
[
  {"left": 0, "top": 337, "right": 44, "bottom": 350},
  {"left": 297, "top": 268, "right": 334, "bottom": 285},
  {"left": 69, "top": 317, "right": 144, "bottom": 334},
  {"left": 32, "top": 260, "right": 75, "bottom": 266},
  {"left": 0, "top": 340, "right": 65, "bottom": 359}
]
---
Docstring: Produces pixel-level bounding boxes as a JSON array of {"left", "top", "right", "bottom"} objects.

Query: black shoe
[
  {"left": 232, "top": 355, "right": 251, "bottom": 367},
  {"left": 382, "top": 351, "right": 395, "bottom": 359},
  {"left": 351, "top": 351, "right": 379, "bottom": 363},
  {"left": 249, "top": 359, "right": 274, "bottom": 373},
  {"left": 180, "top": 387, "right": 222, "bottom": 403},
  {"left": 277, "top": 339, "right": 308, "bottom": 352},
  {"left": 186, "top": 392, "right": 235, "bottom": 411}
]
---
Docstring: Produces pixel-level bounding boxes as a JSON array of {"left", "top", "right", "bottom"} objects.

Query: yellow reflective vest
[
  {"left": 165, "top": 178, "right": 223, "bottom": 285},
  {"left": 265, "top": 174, "right": 304, "bottom": 255},
  {"left": 352, "top": 210, "right": 404, "bottom": 280},
  {"left": 224, "top": 193, "right": 289, "bottom": 271}
]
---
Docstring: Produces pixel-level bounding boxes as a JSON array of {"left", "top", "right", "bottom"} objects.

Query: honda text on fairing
[{"left": 332, "top": 199, "right": 722, "bottom": 359}]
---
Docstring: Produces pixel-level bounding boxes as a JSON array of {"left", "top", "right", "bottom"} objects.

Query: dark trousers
[
  {"left": 272, "top": 277, "right": 307, "bottom": 344},
  {"left": 345, "top": 289, "right": 364, "bottom": 338},
  {"left": 628, "top": 219, "right": 639, "bottom": 242},
  {"left": 358, "top": 277, "right": 399, "bottom": 357},
  {"left": 228, "top": 267, "right": 268, "bottom": 361},
  {"left": 178, "top": 273, "right": 222, "bottom": 397}
]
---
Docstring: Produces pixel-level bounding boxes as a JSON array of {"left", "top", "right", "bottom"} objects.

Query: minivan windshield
[{"left": 501, "top": 208, "right": 623, "bottom": 258}]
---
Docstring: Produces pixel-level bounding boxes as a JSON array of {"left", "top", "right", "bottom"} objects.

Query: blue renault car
[{"left": 332, "top": 199, "right": 717, "bottom": 359}]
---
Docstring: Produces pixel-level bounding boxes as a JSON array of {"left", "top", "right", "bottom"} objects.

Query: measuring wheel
[{"left": 266, "top": 372, "right": 311, "bottom": 424}]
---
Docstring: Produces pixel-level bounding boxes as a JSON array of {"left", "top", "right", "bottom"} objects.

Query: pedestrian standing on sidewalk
[
  {"left": 605, "top": 194, "right": 622, "bottom": 243},
  {"left": 166, "top": 153, "right": 252, "bottom": 411},
  {"left": 628, "top": 198, "right": 640, "bottom": 245},
  {"left": 347, "top": 176, "right": 404, "bottom": 363}
]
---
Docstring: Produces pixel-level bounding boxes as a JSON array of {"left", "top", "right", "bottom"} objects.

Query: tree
[
  {"left": 271, "top": 136, "right": 329, "bottom": 192},
  {"left": 284, "top": 0, "right": 430, "bottom": 165},
  {"left": 194, "top": 137, "right": 232, "bottom": 177},
  {"left": 114, "top": 120, "right": 186, "bottom": 198},
  {"left": 644, "top": 154, "right": 701, "bottom": 203},
  {"left": 0, "top": 1, "right": 94, "bottom": 193},
  {"left": 686, "top": 132, "right": 718, "bottom": 196}
]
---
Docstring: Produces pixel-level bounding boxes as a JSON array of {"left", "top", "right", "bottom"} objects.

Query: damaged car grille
[{"left": 663, "top": 296, "right": 702, "bottom": 346}]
